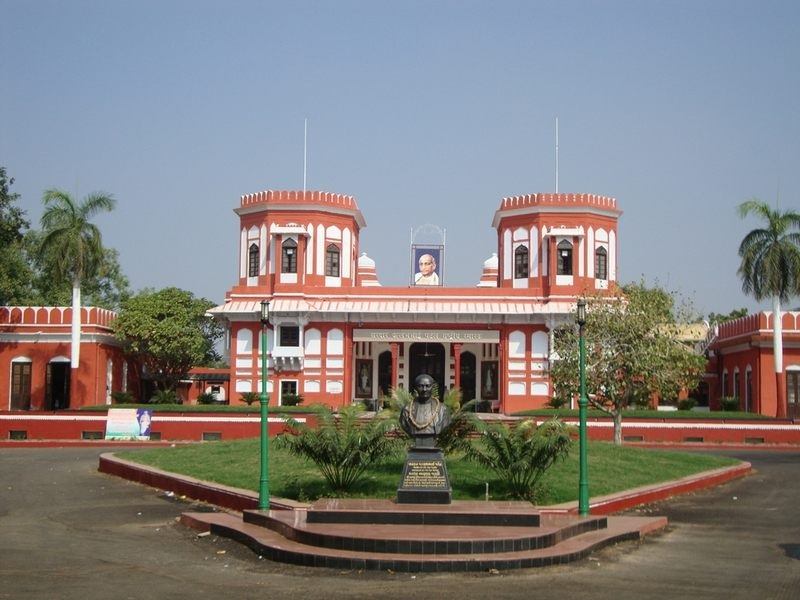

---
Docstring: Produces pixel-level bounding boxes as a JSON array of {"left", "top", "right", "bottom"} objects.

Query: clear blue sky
[{"left": 3, "top": 0, "right": 798, "bottom": 316}]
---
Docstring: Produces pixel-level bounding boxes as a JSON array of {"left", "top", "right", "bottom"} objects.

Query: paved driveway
[{"left": 0, "top": 447, "right": 798, "bottom": 599}]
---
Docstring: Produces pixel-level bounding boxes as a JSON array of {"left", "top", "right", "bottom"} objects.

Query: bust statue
[{"left": 399, "top": 374, "right": 451, "bottom": 437}]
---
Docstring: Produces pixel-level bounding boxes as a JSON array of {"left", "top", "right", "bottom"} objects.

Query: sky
[{"left": 2, "top": 0, "right": 798, "bottom": 316}]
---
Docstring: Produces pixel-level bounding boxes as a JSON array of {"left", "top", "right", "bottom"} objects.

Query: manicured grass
[
  {"left": 117, "top": 439, "right": 739, "bottom": 504},
  {"left": 514, "top": 408, "right": 770, "bottom": 420}
]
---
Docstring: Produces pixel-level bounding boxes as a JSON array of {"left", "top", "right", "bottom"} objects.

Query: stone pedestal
[{"left": 396, "top": 439, "right": 452, "bottom": 504}]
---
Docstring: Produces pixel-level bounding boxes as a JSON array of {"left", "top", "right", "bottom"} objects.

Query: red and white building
[
  {"left": 0, "top": 306, "right": 134, "bottom": 410},
  {"left": 209, "top": 190, "right": 621, "bottom": 413},
  {"left": 705, "top": 311, "right": 800, "bottom": 418}
]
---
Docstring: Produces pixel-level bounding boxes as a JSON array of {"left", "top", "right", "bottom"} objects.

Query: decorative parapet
[
  {"left": 498, "top": 193, "right": 618, "bottom": 211},
  {"left": 0, "top": 306, "right": 117, "bottom": 329},
  {"left": 240, "top": 190, "right": 359, "bottom": 211},
  {"left": 713, "top": 311, "right": 800, "bottom": 344}
]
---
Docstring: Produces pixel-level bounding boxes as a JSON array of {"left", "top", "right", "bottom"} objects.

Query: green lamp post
[
  {"left": 576, "top": 297, "right": 590, "bottom": 516},
  {"left": 258, "top": 299, "right": 270, "bottom": 511}
]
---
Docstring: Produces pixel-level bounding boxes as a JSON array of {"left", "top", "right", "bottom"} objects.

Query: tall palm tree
[
  {"left": 737, "top": 199, "right": 800, "bottom": 417},
  {"left": 39, "top": 189, "right": 116, "bottom": 372}
]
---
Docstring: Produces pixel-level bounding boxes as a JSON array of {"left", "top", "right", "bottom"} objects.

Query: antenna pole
[
  {"left": 303, "top": 118, "right": 308, "bottom": 193},
  {"left": 555, "top": 116, "right": 559, "bottom": 193}
]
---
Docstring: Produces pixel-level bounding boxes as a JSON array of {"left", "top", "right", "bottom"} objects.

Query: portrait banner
[{"left": 411, "top": 244, "right": 444, "bottom": 286}]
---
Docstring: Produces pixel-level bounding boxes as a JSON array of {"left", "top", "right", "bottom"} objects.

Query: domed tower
[
  {"left": 235, "top": 190, "right": 366, "bottom": 293},
  {"left": 491, "top": 193, "right": 621, "bottom": 296}
]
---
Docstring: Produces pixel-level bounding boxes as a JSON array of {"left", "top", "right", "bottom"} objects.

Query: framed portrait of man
[
  {"left": 411, "top": 245, "right": 443, "bottom": 286},
  {"left": 481, "top": 361, "right": 498, "bottom": 400},
  {"left": 356, "top": 359, "right": 373, "bottom": 398}
]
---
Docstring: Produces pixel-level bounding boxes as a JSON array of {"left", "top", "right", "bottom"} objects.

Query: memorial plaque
[{"left": 396, "top": 448, "right": 452, "bottom": 504}]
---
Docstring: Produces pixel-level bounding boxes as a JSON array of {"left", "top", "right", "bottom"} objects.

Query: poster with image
[{"left": 411, "top": 245, "right": 444, "bottom": 286}]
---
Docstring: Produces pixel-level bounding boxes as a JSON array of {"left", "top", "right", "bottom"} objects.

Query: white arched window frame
[
  {"left": 531, "top": 331, "right": 549, "bottom": 358},
  {"left": 327, "top": 328, "right": 344, "bottom": 355},
  {"left": 246, "top": 226, "right": 260, "bottom": 286},
  {"left": 304, "top": 328, "right": 322, "bottom": 354},
  {"left": 508, "top": 330, "right": 526, "bottom": 358}
]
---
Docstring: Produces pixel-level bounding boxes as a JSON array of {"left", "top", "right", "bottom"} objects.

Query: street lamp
[
  {"left": 576, "top": 297, "right": 590, "bottom": 516},
  {"left": 259, "top": 299, "right": 270, "bottom": 510}
]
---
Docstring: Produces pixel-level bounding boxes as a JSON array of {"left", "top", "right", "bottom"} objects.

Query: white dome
[{"left": 357, "top": 252, "right": 376, "bottom": 268}]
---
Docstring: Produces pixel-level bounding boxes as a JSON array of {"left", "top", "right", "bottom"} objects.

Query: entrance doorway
[
  {"left": 46, "top": 362, "right": 71, "bottom": 410},
  {"left": 378, "top": 351, "right": 392, "bottom": 397},
  {"left": 409, "top": 343, "right": 445, "bottom": 395},
  {"left": 788, "top": 371, "right": 799, "bottom": 419},
  {"left": 460, "top": 351, "right": 476, "bottom": 403},
  {"left": 10, "top": 361, "right": 32, "bottom": 410}
]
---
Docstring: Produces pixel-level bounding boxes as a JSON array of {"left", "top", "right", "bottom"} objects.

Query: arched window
[
  {"left": 281, "top": 238, "right": 297, "bottom": 274},
  {"left": 325, "top": 244, "right": 340, "bottom": 277},
  {"left": 595, "top": 246, "right": 608, "bottom": 280},
  {"left": 248, "top": 243, "right": 259, "bottom": 277},
  {"left": 514, "top": 245, "right": 529, "bottom": 279},
  {"left": 557, "top": 240, "right": 573, "bottom": 275}
]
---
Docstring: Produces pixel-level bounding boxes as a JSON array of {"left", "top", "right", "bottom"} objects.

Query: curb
[{"left": 98, "top": 453, "right": 752, "bottom": 515}]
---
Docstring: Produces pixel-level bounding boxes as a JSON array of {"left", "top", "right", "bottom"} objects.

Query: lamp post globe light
[
  {"left": 576, "top": 298, "right": 590, "bottom": 516},
  {"left": 259, "top": 299, "right": 270, "bottom": 510}
]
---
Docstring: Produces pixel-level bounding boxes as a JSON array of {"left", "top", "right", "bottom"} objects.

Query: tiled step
[
  {"left": 303, "top": 498, "right": 547, "bottom": 526},
  {"left": 243, "top": 508, "right": 607, "bottom": 554},
  {"left": 183, "top": 511, "right": 667, "bottom": 572}
]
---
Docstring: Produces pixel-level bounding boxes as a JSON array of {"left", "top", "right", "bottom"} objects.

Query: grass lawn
[{"left": 117, "top": 439, "right": 739, "bottom": 505}]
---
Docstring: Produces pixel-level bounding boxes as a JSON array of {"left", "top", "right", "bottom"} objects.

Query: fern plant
[
  {"left": 275, "top": 404, "right": 400, "bottom": 493},
  {"left": 467, "top": 418, "right": 572, "bottom": 501}
]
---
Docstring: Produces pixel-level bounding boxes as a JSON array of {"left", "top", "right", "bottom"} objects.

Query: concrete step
[{"left": 182, "top": 511, "right": 667, "bottom": 572}]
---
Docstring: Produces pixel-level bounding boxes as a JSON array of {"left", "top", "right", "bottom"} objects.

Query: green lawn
[{"left": 117, "top": 439, "right": 739, "bottom": 505}]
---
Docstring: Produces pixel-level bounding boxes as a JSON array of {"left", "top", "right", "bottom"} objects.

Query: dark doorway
[
  {"left": 46, "top": 362, "right": 71, "bottom": 410},
  {"left": 10, "top": 362, "right": 32, "bottom": 410},
  {"left": 460, "top": 351, "right": 476, "bottom": 403},
  {"left": 788, "top": 371, "right": 799, "bottom": 420},
  {"left": 378, "top": 351, "right": 392, "bottom": 397},
  {"left": 409, "top": 343, "right": 445, "bottom": 395}
]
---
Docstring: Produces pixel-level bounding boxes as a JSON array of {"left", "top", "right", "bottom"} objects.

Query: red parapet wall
[
  {"left": 0, "top": 411, "right": 318, "bottom": 442},
  {"left": 2, "top": 411, "right": 799, "bottom": 445}
]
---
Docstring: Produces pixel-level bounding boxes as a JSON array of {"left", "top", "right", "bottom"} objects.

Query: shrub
[
  {"left": 150, "top": 389, "right": 180, "bottom": 404},
  {"left": 111, "top": 391, "right": 134, "bottom": 404},
  {"left": 275, "top": 405, "right": 400, "bottom": 493},
  {"left": 240, "top": 392, "right": 261, "bottom": 406},
  {"left": 281, "top": 393, "right": 304, "bottom": 407},
  {"left": 546, "top": 395, "right": 569, "bottom": 409},
  {"left": 720, "top": 396, "right": 740, "bottom": 411},
  {"left": 197, "top": 392, "right": 217, "bottom": 405},
  {"left": 436, "top": 397, "right": 482, "bottom": 455},
  {"left": 677, "top": 397, "right": 697, "bottom": 411},
  {"left": 466, "top": 418, "right": 572, "bottom": 502}
]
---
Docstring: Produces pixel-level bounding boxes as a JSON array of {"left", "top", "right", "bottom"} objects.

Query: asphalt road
[{"left": 0, "top": 447, "right": 798, "bottom": 600}]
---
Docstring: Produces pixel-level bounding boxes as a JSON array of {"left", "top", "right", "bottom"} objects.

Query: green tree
[
  {"left": 551, "top": 286, "right": 707, "bottom": 444},
  {"left": 0, "top": 167, "right": 35, "bottom": 304},
  {"left": 737, "top": 199, "right": 800, "bottom": 417},
  {"left": 113, "top": 287, "right": 223, "bottom": 393},
  {"left": 26, "top": 229, "right": 130, "bottom": 310},
  {"left": 39, "top": 189, "right": 116, "bottom": 369},
  {"left": 706, "top": 307, "right": 749, "bottom": 326}
]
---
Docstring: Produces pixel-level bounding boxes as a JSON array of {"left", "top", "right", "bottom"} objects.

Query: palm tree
[
  {"left": 39, "top": 189, "right": 116, "bottom": 372},
  {"left": 737, "top": 199, "right": 800, "bottom": 417}
]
